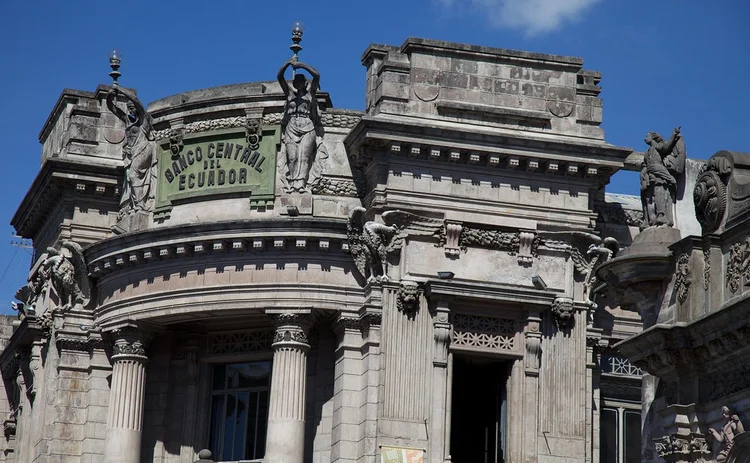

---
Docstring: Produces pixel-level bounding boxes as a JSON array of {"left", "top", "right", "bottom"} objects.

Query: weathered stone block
[
  {"left": 441, "top": 72, "right": 469, "bottom": 89},
  {"left": 493, "top": 79, "right": 520, "bottom": 95},
  {"left": 451, "top": 58, "right": 478, "bottom": 74},
  {"left": 411, "top": 68, "right": 441, "bottom": 85},
  {"left": 521, "top": 83, "right": 547, "bottom": 98},
  {"left": 468, "top": 75, "right": 494, "bottom": 93}
]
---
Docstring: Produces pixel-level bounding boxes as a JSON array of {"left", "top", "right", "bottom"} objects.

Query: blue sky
[{"left": 0, "top": 0, "right": 748, "bottom": 312}]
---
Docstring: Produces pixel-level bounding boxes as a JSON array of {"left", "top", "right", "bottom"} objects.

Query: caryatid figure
[
  {"left": 106, "top": 86, "right": 157, "bottom": 214},
  {"left": 277, "top": 58, "right": 328, "bottom": 193}
]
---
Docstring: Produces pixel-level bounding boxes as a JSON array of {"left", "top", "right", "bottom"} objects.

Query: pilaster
[
  {"left": 332, "top": 314, "right": 363, "bottom": 463},
  {"left": 429, "top": 299, "right": 451, "bottom": 463}
]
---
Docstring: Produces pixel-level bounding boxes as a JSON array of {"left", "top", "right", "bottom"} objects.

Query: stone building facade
[{"left": 0, "top": 37, "right": 666, "bottom": 463}]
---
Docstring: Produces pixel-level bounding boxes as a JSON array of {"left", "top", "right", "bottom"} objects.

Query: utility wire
[{"left": 0, "top": 247, "right": 20, "bottom": 287}]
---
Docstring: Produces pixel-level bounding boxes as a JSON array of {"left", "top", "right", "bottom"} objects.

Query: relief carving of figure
[
  {"left": 640, "top": 127, "right": 686, "bottom": 227},
  {"left": 41, "top": 241, "right": 90, "bottom": 311},
  {"left": 709, "top": 406, "right": 745, "bottom": 462},
  {"left": 106, "top": 86, "right": 157, "bottom": 215},
  {"left": 277, "top": 58, "right": 328, "bottom": 193}
]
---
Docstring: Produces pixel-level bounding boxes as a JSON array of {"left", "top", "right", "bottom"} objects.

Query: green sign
[{"left": 154, "top": 126, "right": 280, "bottom": 218}]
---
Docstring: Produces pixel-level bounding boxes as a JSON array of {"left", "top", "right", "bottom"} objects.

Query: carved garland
[
  {"left": 675, "top": 253, "right": 692, "bottom": 304},
  {"left": 727, "top": 242, "right": 744, "bottom": 294}
]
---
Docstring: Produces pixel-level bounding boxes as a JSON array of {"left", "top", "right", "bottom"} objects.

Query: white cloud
[{"left": 438, "top": 0, "right": 601, "bottom": 37}]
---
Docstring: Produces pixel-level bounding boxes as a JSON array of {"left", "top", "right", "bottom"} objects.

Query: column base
[
  {"left": 105, "top": 428, "right": 142, "bottom": 463},
  {"left": 265, "top": 418, "right": 305, "bottom": 463}
]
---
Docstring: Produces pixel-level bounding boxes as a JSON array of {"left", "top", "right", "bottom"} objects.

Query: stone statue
[
  {"left": 106, "top": 86, "right": 157, "bottom": 215},
  {"left": 13, "top": 271, "right": 45, "bottom": 318},
  {"left": 347, "top": 208, "right": 442, "bottom": 282},
  {"left": 277, "top": 58, "right": 328, "bottom": 193},
  {"left": 41, "top": 241, "right": 90, "bottom": 310},
  {"left": 640, "top": 127, "right": 686, "bottom": 227},
  {"left": 709, "top": 406, "right": 745, "bottom": 462}
]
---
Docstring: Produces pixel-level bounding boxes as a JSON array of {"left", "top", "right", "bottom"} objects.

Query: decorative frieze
[
  {"left": 459, "top": 226, "right": 520, "bottom": 254},
  {"left": 152, "top": 111, "right": 362, "bottom": 140},
  {"left": 703, "top": 247, "right": 711, "bottom": 290},
  {"left": 726, "top": 240, "right": 745, "bottom": 294},
  {"left": 653, "top": 433, "right": 710, "bottom": 463},
  {"left": 451, "top": 313, "right": 516, "bottom": 352},
  {"left": 88, "top": 233, "right": 348, "bottom": 278},
  {"left": 207, "top": 330, "right": 273, "bottom": 356}
]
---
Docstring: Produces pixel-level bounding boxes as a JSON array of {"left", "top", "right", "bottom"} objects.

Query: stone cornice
[
  {"left": 12, "top": 158, "right": 121, "bottom": 238},
  {"left": 0, "top": 318, "right": 43, "bottom": 376},
  {"left": 344, "top": 114, "right": 632, "bottom": 180},
  {"left": 85, "top": 218, "right": 350, "bottom": 278},
  {"left": 425, "top": 279, "right": 557, "bottom": 309},
  {"left": 616, "top": 293, "right": 750, "bottom": 375}
]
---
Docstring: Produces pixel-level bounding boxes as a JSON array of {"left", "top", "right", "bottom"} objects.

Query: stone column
[
  {"left": 104, "top": 328, "right": 151, "bottom": 463},
  {"left": 522, "top": 312, "right": 542, "bottom": 462},
  {"left": 265, "top": 313, "right": 311, "bottom": 463},
  {"left": 430, "top": 299, "right": 451, "bottom": 463}
]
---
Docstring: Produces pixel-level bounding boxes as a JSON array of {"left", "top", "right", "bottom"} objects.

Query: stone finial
[{"left": 195, "top": 449, "right": 214, "bottom": 462}]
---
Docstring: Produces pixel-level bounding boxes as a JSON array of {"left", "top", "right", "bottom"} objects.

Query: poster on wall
[{"left": 380, "top": 446, "right": 424, "bottom": 463}]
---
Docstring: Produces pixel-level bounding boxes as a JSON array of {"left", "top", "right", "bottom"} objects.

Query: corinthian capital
[
  {"left": 270, "top": 312, "right": 312, "bottom": 350},
  {"left": 108, "top": 326, "right": 157, "bottom": 360}
]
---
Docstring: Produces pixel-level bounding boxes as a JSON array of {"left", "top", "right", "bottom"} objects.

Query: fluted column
[
  {"left": 265, "top": 313, "right": 311, "bottom": 463},
  {"left": 105, "top": 328, "right": 151, "bottom": 463}
]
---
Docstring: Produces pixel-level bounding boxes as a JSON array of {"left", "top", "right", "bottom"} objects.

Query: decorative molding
[
  {"left": 207, "top": 330, "right": 273, "bottom": 356},
  {"left": 451, "top": 313, "right": 516, "bottom": 352},
  {"left": 152, "top": 111, "right": 361, "bottom": 140},
  {"left": 727, "top": 241, "right": 744, "bottom": 294},
  {"left": 310, "top": 177, "right": 359, "bottom": 197},
  {"left": 653, "top": 433, "right": 710, "bottom": 462},
  {"left": 703, "top": 247, "right": 711, "bottom": 291},
  {"left": 551, "top": 297, "right": 575, "bottom": 329},
  {"left": 459, "top": 226, "right": 520, "bottom": 255},
  {"left": 88, "top": 232, "right": 348, "bottom": 278},
  {"left": 396, "top": 281, "right": 422, "bottom": 317},
  {"left": 600, "top": 354, "right": 643, "bottom": 376},
  {"left": 675, "top": 253, "right": 692, "bottom": 305},
  {"left": 270, "top": 313, "right": 311, "bottom": 350}
]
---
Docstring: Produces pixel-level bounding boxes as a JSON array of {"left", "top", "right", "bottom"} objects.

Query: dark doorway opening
[{"left": 450, "top": 356, "right": 508, "bottom": 463}]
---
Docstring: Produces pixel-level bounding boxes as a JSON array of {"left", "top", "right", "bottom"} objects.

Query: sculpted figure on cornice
[
  {"left": 640, "top": 126, "right": 685, "bottom": 227},
  {"left": 347, "top": 207, "right": 442, "bottom": 283},
  {"left": 41, "top": 241, "right": 90, "bottom": 311},
  {"left": 710, "top": 406, "right": 745, "bottom": 462},
  {"left": 106, "top": 86, "right": 157, "bottom": 215},
  {"left": 539, "top": 231, "right": 619, "bottom": 309},
  {"left": 13, "top": 271, "right": 46, "bottom": 319},
  {"left": 277, "top": 58, "right": 329, "bottom": 193}
]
